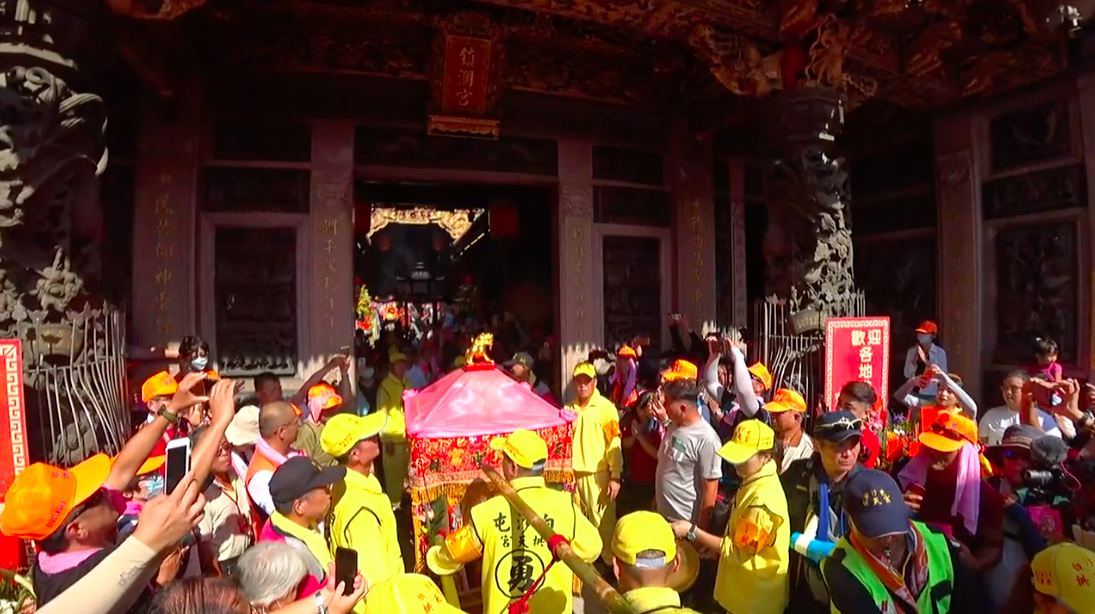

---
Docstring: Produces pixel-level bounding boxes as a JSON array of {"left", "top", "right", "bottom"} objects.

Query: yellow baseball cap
[
  {"left": 363, "top": 573, "right": 464, "bottom": 614},
  {"left": 764, "top": 388, "right": 806, "bottom": 413},
  {"left": 321, "top": 413, "right": 387, "bottom": 459},
  {"left": 489, "top": 429, "right": 548, "bottom": 469},
  {"left": 573, "top": 362, "right": 596, "bottom": 379},
  {"left": 613, "top": 511, "right": 676, "bottom": 567},
  {"left": 390, "top": 352, "right": 408, "bottom": 364},
  {"left": 1031, "top": 542, "right": 1095, "bottom": 613},
  {"left": 718, "top": 420, "right": 775, "bottom": 465}
]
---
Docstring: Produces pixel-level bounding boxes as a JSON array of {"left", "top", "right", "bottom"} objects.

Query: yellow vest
[
  {"left": 462, "top": 476, "right": 602, "bottom": 614},
  {"left": 329, "top": 470, "right": 404, "bottom": 612},
  {"left": 623, "top": 586, "right": 700, "bottom": 614},
  {"left": 377, "top": 374, "right": 408, "bottom": 442},
  {"left": 714, "top": 460, "right": 790, "bottom": 614},
  {"left": 566, "top": 391, "right": 623, "bottom": 476}
]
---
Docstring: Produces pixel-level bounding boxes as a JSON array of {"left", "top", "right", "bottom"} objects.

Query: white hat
[{"left": 225, "top": 405, "right": 260, "bottom": 446}]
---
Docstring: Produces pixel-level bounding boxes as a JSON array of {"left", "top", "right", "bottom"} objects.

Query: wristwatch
[
  {"left": 1079, "top": 410, "right": 1094, "bottom": 430},
  {"left": 686, "top": 523, "right": 697, "bottom": 542},
  {"left": 315, "top": 592, "right": 328, "bottom": 614},
  {"left": 157, "top": 406, "right": 179, "bottom": 424}
]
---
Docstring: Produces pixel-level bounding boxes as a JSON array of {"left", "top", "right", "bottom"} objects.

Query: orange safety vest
[{"left": 245, "top": 448, "right": 281, "bottom": 494}]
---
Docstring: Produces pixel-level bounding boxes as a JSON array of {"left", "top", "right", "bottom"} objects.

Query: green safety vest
[{"left": 824, "top": 521, "right": 954, "bottom": 614}]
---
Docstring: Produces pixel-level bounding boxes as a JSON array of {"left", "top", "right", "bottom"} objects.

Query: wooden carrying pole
[{"left": 480, "top": 465, "right": 637, "bottom": 614}]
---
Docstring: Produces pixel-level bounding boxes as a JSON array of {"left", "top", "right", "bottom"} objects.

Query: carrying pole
[{"left": 480, "top": 465, "right": 637, "bottom": 614}]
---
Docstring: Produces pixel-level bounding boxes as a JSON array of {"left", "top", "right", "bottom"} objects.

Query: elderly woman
[{"left": 234, "top": 542, "right": 366, "bottom": 614}]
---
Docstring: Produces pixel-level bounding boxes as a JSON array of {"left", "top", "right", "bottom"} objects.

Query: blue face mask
[
  {"left": 190, "top": 356, "right": 209, "bottom": 371},
  {"left": 144, "top": 474, "right": 165, "bottom": 499}
]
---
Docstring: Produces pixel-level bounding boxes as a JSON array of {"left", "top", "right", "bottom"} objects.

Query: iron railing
[
  {"left": 19, "top": 307, "right": 129, "bottom": 467},
  {"left": 752, "top": 294, "right": 866, "bottom": 412}
]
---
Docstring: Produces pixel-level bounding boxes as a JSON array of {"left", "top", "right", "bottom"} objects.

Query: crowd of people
[{"left": 2, "top": 315, "right": 1095, "bottom": 614}]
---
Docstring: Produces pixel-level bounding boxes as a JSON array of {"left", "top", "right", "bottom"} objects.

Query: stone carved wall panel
[
  {"left": 593, "top": 187, "right": 671, "bottom": 227},
  {"left": 214, "top": 226, "right": 299, "bottom": 376},
  {"left": 602, "top": 235, "right": 662, "bottom": 350},
  {"left": 993, "top": 222, "right": 1078, "bottom": 364},
  {"left": 202, "top": 168, "right": 312, "bottom": 213},
  {"left": 981, "top": 164, "right": 1086, "bottom": 221},
  {"left": 354, "top": 126, "right": 558, "bottom": 175},
  {"left": 990, "top": 99, "right": 1072, "bottom": 172}
]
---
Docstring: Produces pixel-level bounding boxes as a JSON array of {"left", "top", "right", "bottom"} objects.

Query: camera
[{"left": 1022, "top": 467, "right": 1067, "bottom": 490}]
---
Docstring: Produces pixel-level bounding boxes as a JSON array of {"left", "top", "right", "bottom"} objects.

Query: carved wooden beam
[{"left": 104, "top": 0, "right": 210, "bottom": 20}]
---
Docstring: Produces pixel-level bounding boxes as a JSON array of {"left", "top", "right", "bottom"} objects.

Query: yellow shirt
[
  {"left": 566, "top": 391, "right": 623, "bottom": 476},
  {"left": 440, "top": 476, "right": 602, "bottom": 614},
  {"left": 623, "top": 586, "right": 700, "bottom": 614},
  {"left": 714, "top": 459, "right": 790, "bottom": 614},
  {"left": 377, "top": 374, "right": 408, "bottom": 442},
  {"left": 329, "top": 469, "right": 404, "bottom": 612}
]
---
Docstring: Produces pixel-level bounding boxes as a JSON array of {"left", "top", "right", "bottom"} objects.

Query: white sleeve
[
  {"left": 935, "top": 348, "right": 948, "bottom": 374},
  {"left": 247, "top": 470, "right": 275, "bottom": 516},
  {"left": 903, "top": 347, "right": 918, "bottom": 380}
]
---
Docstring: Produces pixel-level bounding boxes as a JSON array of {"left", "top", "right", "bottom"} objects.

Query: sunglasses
[
  {"left": 817, "top": 417, "right": 863, "bottom": 433},
  {"left": 929, "top": 421, "right": 967, "bottom": 443},
  {"left": 1003, "top": 448, "right": 1030, "bottom": 461}
]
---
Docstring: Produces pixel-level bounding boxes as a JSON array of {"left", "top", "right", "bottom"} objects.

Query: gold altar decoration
[
  {"left": 367, "top": 207, "right": 477, "bottom": 242},
  {"left": 464, "top": 333, "right": 494, "bottom": 367}
]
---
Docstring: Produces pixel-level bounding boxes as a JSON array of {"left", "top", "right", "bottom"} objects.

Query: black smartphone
[
  {"left": 164, "top": 437, "right": 191, "bottom": 495},
  {"left": 334, "top": 546, "right": 357, "bottom": 595}
]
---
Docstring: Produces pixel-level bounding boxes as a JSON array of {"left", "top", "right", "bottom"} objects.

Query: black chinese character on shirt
[
  {"left": 508, "top": 552, "right": 536, "bottom": 594},
  {"left": 493, "top": 512, "right": 510, "bottom": 533}
]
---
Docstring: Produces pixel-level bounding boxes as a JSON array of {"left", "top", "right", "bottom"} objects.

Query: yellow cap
[
  {"left": 390, "top": 352, "right": 408, "bottom": 364},
  {"left": 763, "top": 388, "right": 806, "bottom": 413},
  {"left": 321, "top": 413, "right": 387, "bottom": 459},
  {"left": 718, "top": 420, "right": 775, "bottom": 464},
  {"left": 1031, "top": 542, "right": 1095, "bottom": 613},
  {"left": 363, "top": 574, "right": 464, "bottom": 614},
  {"left": 489, "top": 429, "right": 548, "bottom": 469},
  {"left": 613, "top": 511, "right": 677, "bottom": 567},
  {"left": 573, "top": 362, "right": 596, "bottom": 379}
]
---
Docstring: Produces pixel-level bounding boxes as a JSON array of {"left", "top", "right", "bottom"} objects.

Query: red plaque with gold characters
[
  {"left": 824, "top": 317, "right": 891, "bottom": 430},
  {"left": 0, "top": 339, "right": 28, "bottom": 571},
  {"left": 440, "top": 35, "right": 492, "bottom": 115}
]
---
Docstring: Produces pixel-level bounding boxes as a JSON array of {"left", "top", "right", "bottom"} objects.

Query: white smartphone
[{"left": 164, "top": 437, "right": 191, "bottom": 495}]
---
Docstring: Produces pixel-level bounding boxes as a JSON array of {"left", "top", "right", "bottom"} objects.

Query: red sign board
[
  {"left": 824, "top": 317, "right": 891, "bottom": 429},
  {"left": 0, "top": 340, "right": 27, "bottom": 570},
  {"left": 441, "top": 35, "right": 492, "bottom": 115}
]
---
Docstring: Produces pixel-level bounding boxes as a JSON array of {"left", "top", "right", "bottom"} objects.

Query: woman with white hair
[{"left": 236, "top": 542, "right": 367, "bottom": 614}]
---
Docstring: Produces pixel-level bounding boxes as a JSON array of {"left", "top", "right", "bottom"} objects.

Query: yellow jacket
[
  {"left": 714, "top": 459, "right": 790, "bottom": 614},
  {"left": 623, "top": 586, "right": 700, "bottom": 613},
  {"left": 439, "top": 476, "right": 602, "bottom": 614},
  {"left": 566, "top": 391, "right": 623, "bottom": 477},
  {"left": 377, "top": 374, "right": 408, "bottom": 442},
  {"left": 329, "top": 470, "right": 404, "bottom": 612}
]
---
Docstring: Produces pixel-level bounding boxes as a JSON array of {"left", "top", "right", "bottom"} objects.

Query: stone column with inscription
[
  {"left": 309, "top": 121, "right": 355, "bottom": 376},
  {"left": 669, "top": 118, "right": 717, "bottom": 332},
  {"left": 133, "top": 83, "right": 202, "bottom": 347},
  {"left": 1078, "top": 74, "right": 1095, "bottom": 380},
  {"left": 557, "top": 139, "right": 596, "bottom": 398},
  {"left": 728, "top": 158, "right": 749, "bottom": 326},
  {"left": 932, "top": 114, "right": 983, "bottom": 397}
]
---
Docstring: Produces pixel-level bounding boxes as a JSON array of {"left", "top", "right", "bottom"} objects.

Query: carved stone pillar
[
  {"left": 309, "top": 120, "right": 355, "bottom": 377},
  {"left": 1, "top": 0, "right": 130, "bottom": 463},
  {"left": 669, "top": 117, "right": 717, "bottom": 332},
  {"left": 133, "top": 82, "right": 201, "bottom": 347},
  {"left": 557, "top": 139, "right": 595, "bottom": 398},
  {"left": 772, "top": 88, "right": 859, "bottom": 324},
  {"left": 932, "top": 114, "right": 983, "bottom": 398},
  {"left": 1077, "top": 74, "right": 1095, "bottom": 380}
]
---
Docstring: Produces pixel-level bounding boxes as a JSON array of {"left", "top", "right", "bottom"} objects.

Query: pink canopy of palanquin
[{"left": 404, "top": 366, "right": 575, "bottom": 439}]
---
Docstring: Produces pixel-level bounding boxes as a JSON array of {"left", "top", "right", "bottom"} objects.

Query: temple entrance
[{"left": 353, "top": 182, "right": 557, "bottom": 388}]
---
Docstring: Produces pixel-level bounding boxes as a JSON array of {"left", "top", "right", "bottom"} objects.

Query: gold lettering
[
  {"left": 325, "top": 238, "right": 336, "bottom": 255},
  {"left": 456, "top": 89, "right": 472, "bottom": 106},
  {"left": 155, "top": 268, "right": 172, "bottom": 287},
  {"left": 324, "top": 276, "right": 334, "bottom": 290},
  {"left": 155, "top": 243, "right": 173, "bottom": 259},
  {"left": 322, "top": 218, "right": 338, "bottom": 236},
  {"left": 850, "top": 330, "right": 866, "bottom": 347},
  {"left": 155, "top": 217, "right": 171, "bottom": 237},
  {"left": 459, "top": 46, "right": 475, "bottom": 67},
  {"left": 327, "top": 259, "right": 337, "bottom": 274},
  {"left": 156, "top": 316, "right": 172, "bottom": 335},
  {"left": 459, "top": 69, "right": 475, "bottom": 88},
  {"left": 153, "top": 195, "right": 172, "bottom": 215},
  {"left": 155, "top": 290, "right": 170, "bottom": 312}
]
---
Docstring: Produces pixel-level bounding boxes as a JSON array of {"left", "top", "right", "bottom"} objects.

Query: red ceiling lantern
[
  {"left": 489, "top": 201, "right": 518, "bottom": 239},
  {"left": 375, "top": 233, "right": 391, "bottom": 252}
]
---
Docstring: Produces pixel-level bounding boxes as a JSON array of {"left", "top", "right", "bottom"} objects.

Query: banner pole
[{"left": 479, "top": 465, "right": 636, "bottom": 614}]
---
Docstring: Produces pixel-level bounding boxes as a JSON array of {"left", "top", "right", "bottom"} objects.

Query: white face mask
[
  {"left": 190, "top": 356, "right": 209, "bottom": 371},
  {"left": 916, "top": 334, "right": 933, "bottom": 346}
]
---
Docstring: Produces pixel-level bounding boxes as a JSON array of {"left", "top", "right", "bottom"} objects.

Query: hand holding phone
[{"left": 164, "top": 437, "right": 191, "bottom": 496}]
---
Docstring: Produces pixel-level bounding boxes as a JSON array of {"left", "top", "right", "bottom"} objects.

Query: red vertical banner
[
  {"left": 441, "top": 36, "right": 492, "bottom": 115},
  {"left": 824, "top": 317, "right": 891, "bottom": 430},
  {"left": 0, "top": 339, "right": 27, "bottom": 569}
]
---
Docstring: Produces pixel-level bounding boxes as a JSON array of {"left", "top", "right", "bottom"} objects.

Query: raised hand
[
  {"left": 133, "top": 473, "right": 206, "bottom": 552},
  {"left": 167, "top": 371, "right": 210, "bottom": 415},
  {"left": 208, "top": 378, "right": 237, "bottom": 426}
]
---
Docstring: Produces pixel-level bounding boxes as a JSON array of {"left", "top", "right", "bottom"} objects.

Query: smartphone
[
  {"left": 164, "top": 437, "right": 191, "bottom": 495},
  {"left": 334, "top": 546, "right": 357, "bottom": 595}
]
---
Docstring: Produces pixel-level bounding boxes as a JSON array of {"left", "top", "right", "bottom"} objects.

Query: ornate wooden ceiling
[{"left": 109, "top": 0, "right": 1074, "bottom": 116}]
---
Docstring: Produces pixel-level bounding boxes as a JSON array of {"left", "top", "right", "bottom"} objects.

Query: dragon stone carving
[{"left": 0, "top": 64, "right": 108, "bottom": 339}]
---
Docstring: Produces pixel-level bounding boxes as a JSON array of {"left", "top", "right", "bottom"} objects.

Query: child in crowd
[{"left": 1029, "top": 336, "right": 1062, "bottom": 382}]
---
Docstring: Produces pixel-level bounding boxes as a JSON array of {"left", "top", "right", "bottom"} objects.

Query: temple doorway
[{"left": 353, "top": 182, "right": 557, "bottom": 389}]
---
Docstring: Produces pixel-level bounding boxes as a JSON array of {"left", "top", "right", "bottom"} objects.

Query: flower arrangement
[
  {"left": 878, "top": 415, "right": 914, "bottom": 472},
  {"left": 0, "top": 568, "right": 34, "bottom": 614},
  {"left": 355, "top": 284, "right": 375, "bottom": 331}
]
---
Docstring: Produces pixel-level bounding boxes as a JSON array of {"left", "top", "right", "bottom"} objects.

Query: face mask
[
  {"left": 190, "top": 356, "right": 209, "bottom": 371},
  {"left": 144, "top": 474, "right": 165, "bottom": 499},
  {"left": 916, "top": 334, "right": 933, "bottom": 345}
]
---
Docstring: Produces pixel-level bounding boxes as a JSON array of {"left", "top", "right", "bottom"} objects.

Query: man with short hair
[
  {"left": 566, "top": 362, "right": 623, "bottom": 564},
  {"left": 836, "top": 381, "right": 881, "bottom": 468},
  {"left": 246, "top": 401, "right": 303, "bottom": 517},
  {"left": 612, "top": 511, "right": 700, "bottom": 614},
  {"left": 258, "top": 456, "right": 346, "bottom": 599},
  {"left": 781, "top": 411, "right": 865, "bottom": 614},
  {"left": 766, "top": 388, "right": 813, "bottom": 473},
  {"left": 506, "top": 351, "right": 556, "bottom": 405},
  {"left": 426, "top": 429, "right": 601, "bottom": 614},
  {"left": 655, "top": 379, "right": 722, "bottom": 531},
  {"left": 323, "top": 413, "right": 404, "bottom": 606}
]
